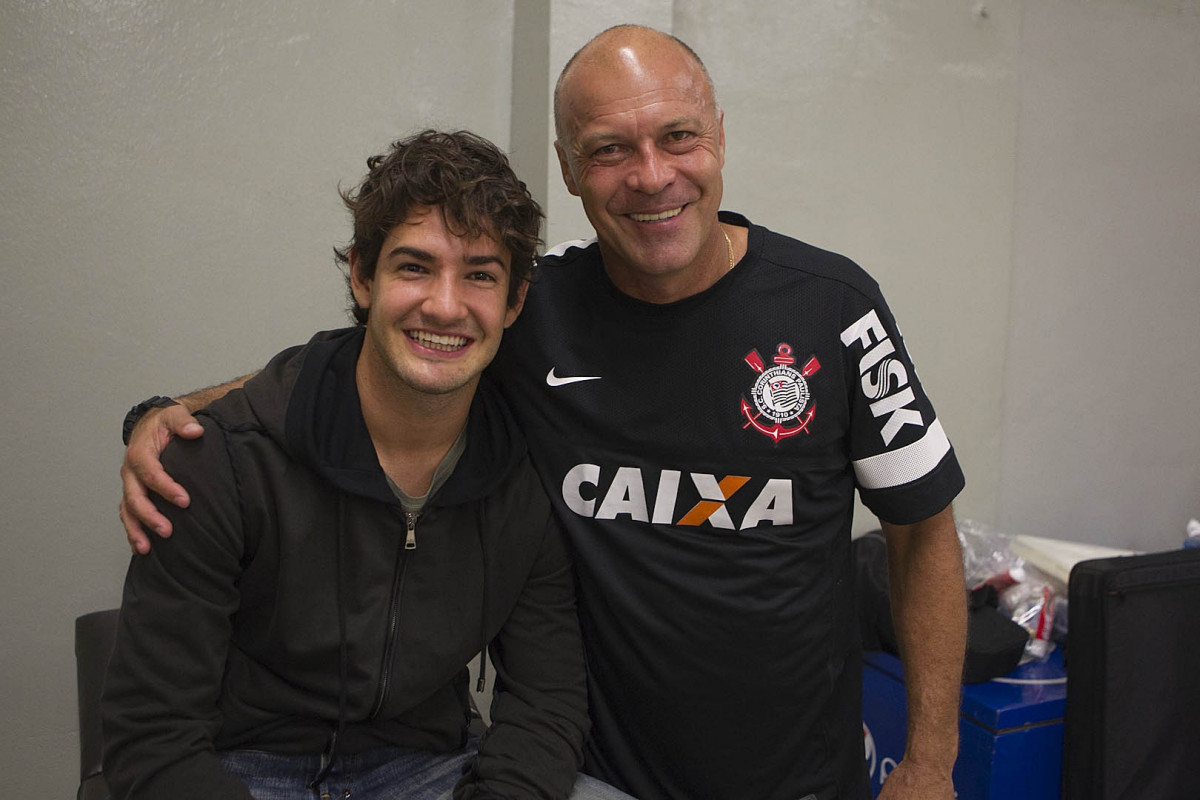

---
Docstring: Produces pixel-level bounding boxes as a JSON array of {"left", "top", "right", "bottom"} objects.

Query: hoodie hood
[{"left": 240, "top": 327, "right": 529, "bottom": 508}]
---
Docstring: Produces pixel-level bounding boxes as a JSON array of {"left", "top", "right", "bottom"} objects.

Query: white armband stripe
[
  {"left": 544, "top": 236, "right": 597, "bottom": 258},
  {"left": 853, "top": 419, "right": 950, "bottom": 490}
]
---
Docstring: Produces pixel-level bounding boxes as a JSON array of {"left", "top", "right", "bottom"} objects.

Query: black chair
[{"left": 75, "top": 609, "right": 119, "bottom": 800}]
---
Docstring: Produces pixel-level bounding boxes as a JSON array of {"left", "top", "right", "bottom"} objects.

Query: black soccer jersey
[{"left": 489, "top": 212, "right": 964, "bottom": 800}]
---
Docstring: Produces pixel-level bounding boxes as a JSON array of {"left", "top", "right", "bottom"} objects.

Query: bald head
[{"left": 554, "top": 25, "right": 718, "bottom": 144}]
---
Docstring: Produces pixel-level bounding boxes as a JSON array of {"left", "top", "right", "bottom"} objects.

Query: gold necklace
[{"left": 723, "top": 228, "right": 735, "bottom": 272}]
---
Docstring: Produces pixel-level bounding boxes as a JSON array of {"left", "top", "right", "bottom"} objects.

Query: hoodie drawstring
[
  {"left": 309, "top": 493, "right": 350, "bottom": 789},
  {"left": 475, "top": 501, "right": 490, "bottom": 694}
]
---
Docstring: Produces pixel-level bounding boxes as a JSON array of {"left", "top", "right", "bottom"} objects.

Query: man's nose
[
  {"left": 423, "top": 274, "right": 467, "bottom": 320},
  {"left": 627, "top": 145, "right": 674, "bottom": 194}
]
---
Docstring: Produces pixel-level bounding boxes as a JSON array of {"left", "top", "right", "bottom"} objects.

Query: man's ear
[
  {"left": 348, "top": 249, "right": 372, "bottom": 311},
  {"left": 554, "top": 141, "right": 580, "bottom": 197},
  {"left": 504, "top": 277, "right": 531, "bottom": 328}
]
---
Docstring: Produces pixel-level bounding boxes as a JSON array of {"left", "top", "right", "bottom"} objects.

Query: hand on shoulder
[{"left": 119, "top": 403, "right": 205, "bottom": 553}]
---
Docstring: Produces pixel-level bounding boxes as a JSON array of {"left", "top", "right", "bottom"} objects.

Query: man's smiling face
[
  {"left": 351, "top": 206, "right": 524, "bottom": 402},
  {"left": 555, "top": 30, "right": 727, "bottom": 302}
]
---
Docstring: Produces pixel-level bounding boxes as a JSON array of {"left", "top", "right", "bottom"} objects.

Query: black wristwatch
[{"left": 122, "top": 396, "right": 180, "bottom": 445}]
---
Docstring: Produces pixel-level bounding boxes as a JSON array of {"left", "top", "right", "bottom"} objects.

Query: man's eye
[
  {"left": 665, "top": 130, "right": 694, "bottom": 145},
  {"left": 469, "top": 271, "right": 498, "bottom": 282},
  {"left": 593, "top": 144, "right": 622, "bottom": 158}
]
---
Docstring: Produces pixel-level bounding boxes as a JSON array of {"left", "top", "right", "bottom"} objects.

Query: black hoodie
[{"left": 102, "top": 327, "right": 589, "bottom": 800}]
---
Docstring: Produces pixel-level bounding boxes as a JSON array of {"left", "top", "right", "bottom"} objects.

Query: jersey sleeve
[{"left": 838, "top": 288, "right": 965, "bottom": 524}]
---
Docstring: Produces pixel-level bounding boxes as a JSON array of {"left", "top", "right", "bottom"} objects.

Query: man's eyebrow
[
  {"left": 383, "top": 245, "right": 434, "bottom": 262},
  {"left": 658, "top": 116, "right": 697, "bottom": 131},
  {"left": 465, "top": 253, "right": 508, "bottom": 268}
]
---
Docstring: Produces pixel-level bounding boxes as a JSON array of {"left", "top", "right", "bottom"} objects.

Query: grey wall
[
  {"left": 3, "top": 0, "right": 1197, "bottom": 793},
  {"left": 999, "top": 1, "right": 1200, "bottom": 548}
]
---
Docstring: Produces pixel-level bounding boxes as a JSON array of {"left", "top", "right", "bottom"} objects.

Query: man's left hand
[{"left": 877, "top": 757, "right": 955, "bottom": 800}]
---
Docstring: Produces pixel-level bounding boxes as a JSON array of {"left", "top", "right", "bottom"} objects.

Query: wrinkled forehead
[{"left": 558, "top": 46, "right": 715, "bottom": 138}]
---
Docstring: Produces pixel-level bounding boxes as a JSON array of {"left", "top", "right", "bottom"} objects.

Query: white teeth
[
  {"left": 409, "top": 331, "right": 468, "bottom": 351},
  {"left": 629, "top": 207, "right": 683, "bottom": 222}
]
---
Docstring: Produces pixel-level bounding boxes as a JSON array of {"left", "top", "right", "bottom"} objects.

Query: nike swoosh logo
[{"left": 545, "top": 368, "right": 602, "bottom": 387}]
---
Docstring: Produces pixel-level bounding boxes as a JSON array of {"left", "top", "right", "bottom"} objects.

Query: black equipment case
[{"left": 1062, "top": 547, "right": 1200, "bottom": 800}]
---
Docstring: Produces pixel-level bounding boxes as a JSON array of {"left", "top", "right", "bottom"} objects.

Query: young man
[
  {"left": 121, "top": 26, "right": 967, "bottom": 800},
  {"left": 102, "top": 130, "right": 628, "bottom": 800}
]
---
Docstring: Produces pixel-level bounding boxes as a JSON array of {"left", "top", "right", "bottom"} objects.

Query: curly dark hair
[{"left": 334, "top": 130, "right": 543, "bottom": 324}]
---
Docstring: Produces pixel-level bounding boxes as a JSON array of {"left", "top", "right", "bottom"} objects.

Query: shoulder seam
[{"left": 757, "top": 235, "right": 882, "bottom": 302}]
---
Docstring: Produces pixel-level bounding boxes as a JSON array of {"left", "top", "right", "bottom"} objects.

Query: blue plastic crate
[{"left": 862, "top": 648, "right": 1066, "bottom": 799}]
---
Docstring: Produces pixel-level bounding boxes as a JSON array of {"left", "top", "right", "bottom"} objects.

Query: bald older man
[{"left": 121, "top": 25, "right": 966, "bottom": 800}]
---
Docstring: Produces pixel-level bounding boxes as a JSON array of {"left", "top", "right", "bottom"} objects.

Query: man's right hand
[{"left": 119, "top": 405, "right": 205, "bottom": 553}]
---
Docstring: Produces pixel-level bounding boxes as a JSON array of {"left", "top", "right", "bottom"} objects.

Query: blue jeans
[{"left": 218, "top": 737, "right": 635, "bottom": 800}]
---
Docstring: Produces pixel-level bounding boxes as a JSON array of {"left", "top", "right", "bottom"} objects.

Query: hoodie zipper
[
  {"left": 370, "top": 509, "right": 419, "bottom": 719},
  {"left": 404, "top": 510, "right": 418, "bottom": 550}
]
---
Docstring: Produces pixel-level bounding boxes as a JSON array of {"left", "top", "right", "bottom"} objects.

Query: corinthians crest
[{"left": 740, "top": 343, "right": 820, "bottom": 441}]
